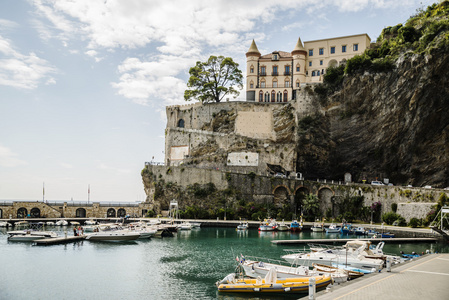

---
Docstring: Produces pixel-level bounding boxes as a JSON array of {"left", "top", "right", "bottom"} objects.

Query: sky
[{"left": 0, "top": 0, "right": 437, "bottom": 203}]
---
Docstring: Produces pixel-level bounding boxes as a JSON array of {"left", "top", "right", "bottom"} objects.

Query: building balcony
[
  {"left": 260, "top": 72, "right": 267, "bottom": 76},
  {"left": 271, "top": 72, "right": 279, "bottom": 76},
  {"left": 284, "top": 71, "right": 291, "bottom": 76}
]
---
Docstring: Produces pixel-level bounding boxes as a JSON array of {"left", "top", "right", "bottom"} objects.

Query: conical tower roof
[
  {"left": 246, "top": 39, "right": 261, "bottom": 58},
  {"left": 292, "top": 37, "right": 306, "bottom": 55}
]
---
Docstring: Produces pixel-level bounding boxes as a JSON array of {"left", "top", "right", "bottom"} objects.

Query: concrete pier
[
  {"left": 272, "top": 237, "right": 439, "bottom": 245},
  {"left": 34, "top": 235, "right": 86, "bottom": 245},
  {"left": 311, "top": 253, "right": 449, "bottom": 299}
]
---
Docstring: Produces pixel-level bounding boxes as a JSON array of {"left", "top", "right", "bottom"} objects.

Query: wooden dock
[
  {"left": 34, "top": 235, "right": 86, "bottom": 245},
  {"left": 271, "top": 237, "right": 439, "bottom": 245}
]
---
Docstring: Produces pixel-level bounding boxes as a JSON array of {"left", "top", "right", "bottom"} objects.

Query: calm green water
[{"left": 0, "top": 227, "right": 447, "bottom": 300}]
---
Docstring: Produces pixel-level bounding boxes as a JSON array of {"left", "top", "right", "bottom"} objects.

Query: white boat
[
  {"left": 276, "top": 221, "right": 289, "bottom": 231},
  {"left": 237, "top": 222, "right": 249, "bottom": 230},
  {"left": 46, "top": 221, "right": 55, "bottom": 226},
  {"left": 354, "top": 227, "right": 367, "bottom": 235},
  {"left": 0, "top": 221, "right": 12, "bottom": 227},
  {"left": 55, "top": 220, "right": 68, "bottom": 226},
  {"left": 70, "top": 221, "right": 80, "bottom": 226},
  {"left": 281, "top": 246, "right": 384, "bottom": 271},
  {"left": 127, "top": 222, "right": 157, "bottom": 239},
  {"left": 258, "top": 219, "right": 277, "bottom": 231},
  {"left": 84, "top": 219, "right": 97, "bottom": 225},
  {"left": 311, "top": 220, "right": 325, "bottom": 232},
  {"left": 190, "top": 222, "right": 201, "bottom": 228},
  {"left": 239, "top": 256, "right": 348, "bottom": 284},
  {"left": 178, "top": 222, "right": 193, "bottom": 230},
  {"left": 325, "top": 223, "right": 341, "bottom": 233},
  {"left": 14, "top": 221, "right": 29, "bottom": 228},
  {"left": 7, "top": 230, "right": 58, "bottom": 242},
  {"left": 85, "top": 225, "right": 140, "bottom": 241}
]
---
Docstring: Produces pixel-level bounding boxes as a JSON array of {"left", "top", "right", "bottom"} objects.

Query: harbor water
[{"left": 0, "top": 226, "right": 448, "bottom": 300}]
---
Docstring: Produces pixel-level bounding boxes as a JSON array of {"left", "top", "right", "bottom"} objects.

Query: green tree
[
  {"left": 184, "top": 55, "right": 243, "bottom": 103},
  {"left": 302, "top": 194, "right": 320, "bottom": 221}
]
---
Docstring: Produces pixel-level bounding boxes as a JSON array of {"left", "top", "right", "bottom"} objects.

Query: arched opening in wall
[
  {"left": 76, "top": 208, "right": 86, "bottom": 218},
  {"left": 30, "top": 207, "right": 40, "bottom": 218},
  {"left": 117, "top": 208, "right": 126, "bottom": 217},
  {"left": 339, "top": 59, "right": 347, "bottom": 66},
  {"left": 283, "top": 90, "right": 288, "bottom": 102},
  {"left": 271, "top": 90, "right": 275, "bottom": 102},
  {"left": 17, "top": 207, "right": 27, "bottom": 218},
  {"left": 318, "top": 187, "right": 334, "bottom": 218},
  {"left": 107, "top": 208, "right": 116, "bottom": 217},
  {"left": 295, "top": 79, "right": 300, "bottom": 88},
  {"left": 276, "top": 91, "right": 282, "bottom": 102},
  {"left": 177, "top": 119, "right": 185, "bottom": 128},
  {"left": 264, "top": 92, "right": 270, "bottom": 102},
  {"left": 328, "top": 59, "right": 338, "bottom": 68},
  {"left": 259, "top": 90, "right": 263, "bottom": 102},
  {"left": 273, "top": 186, "right": 290, "bottom": 218},
  {"left": 294, "top": 187, "right": 309, "bottom": 217},
  {"left": 0, "top": 208, "right": 2, "bottom": 218}
]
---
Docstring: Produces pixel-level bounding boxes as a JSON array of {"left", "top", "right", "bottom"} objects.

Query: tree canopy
[{"left": 184, "top": 55, "right": 243, "bottom": 103}]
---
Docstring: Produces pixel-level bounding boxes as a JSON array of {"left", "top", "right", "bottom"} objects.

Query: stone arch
[
  {"left": 76, "top": 208, "right": 86, "bottom": 218},
  {"left": 177, "top": 119, "right": 185, "bottom": 128},
  {"left": 17, "top": 207, "right": 27, "bottom": 218},
  {"left": 317, "top": 186, "right": 335, "bottom": 217},
  {"left": 328, "top": 59, "right": 338, "bottom": 68},
  {"left": 117, "top": 208, "right": 126, "bottom": 217},
  {"left": 0, "top": 208, "right": 3, "bottom": 218},
  {"left": 273, "top": 185, "right": 290, "bottom": 208},
  {"left": 294, "top": 186, "right": 310, "bottom": 216},
  {"left": 107, "top": 208, "right": 116, "bottom": 217},
  {"left": 30, "top": 207, "right": 41, "bottom": 218}
]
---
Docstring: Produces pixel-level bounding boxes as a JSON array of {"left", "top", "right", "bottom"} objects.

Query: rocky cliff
[{"left": 297, "top": 2, "right": 449, "bottom": 187}]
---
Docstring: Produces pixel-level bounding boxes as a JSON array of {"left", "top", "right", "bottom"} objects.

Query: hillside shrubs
[{"left": 382, "top": 212, "right": 401, "bottom": 225}]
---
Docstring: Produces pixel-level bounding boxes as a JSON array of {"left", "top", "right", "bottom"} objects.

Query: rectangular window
[
  {"left": 309, "top": 49, "right": 313, "bottom": 56},
  {"left": 309, "top": 61, "right": 312, "bottom": 67},
  {"left": 330, "top": 47, "right": 335, "bottom": 54},
  {"left": 312, "top": 71, "right": 316, "bottom": 76},
  {"left": 285, "top": 81, "right": 290, "bottom": 88},
  {"left": 353, "top": 44, "right": 359, "bottom": 51},
  {"left": 261, "top": 81, "right": 266, "bottom": 88},
  {"left": 320, "top": 60, "right": 323, "bottom": 66},
  {"left": 296, "top": 82, "right": 300, "bottom": 87},
  {"left": 250, "top": 68, "right": 254, "bottom": 73},
  {"left": 273, "top": 81, "right": 277, "bottom": 88},
  {"left": 342, "top": 45, "right": 347, "bottom": 53},
  {"left": 272, "top": 66, "right": 278, "bottom": 76},
  {"left": 250, "top": 83, "right": 254, "bottom": 88},
  {"left": 260, "top": 66, "right": 266, "bottom": 75},
  {"left": 319, "top": 48, "right": 324, "bottom": 55},
  {"left": 296, "top": 66, "right": 300, "bottom": 72}
]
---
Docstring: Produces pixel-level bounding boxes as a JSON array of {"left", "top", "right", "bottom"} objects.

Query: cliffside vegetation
[{"left": 299, "top": 1, "right": 449, "bottom": 187}]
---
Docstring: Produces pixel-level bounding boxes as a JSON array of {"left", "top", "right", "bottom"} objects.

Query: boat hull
[{"left": 86, "top": 232, "right": 140, "bottom": 241}]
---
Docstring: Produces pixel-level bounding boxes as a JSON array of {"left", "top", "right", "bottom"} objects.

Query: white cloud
[
  {"left": 0, "top": 145, "right": 27, "bottom": 167},
  {"left": 0, "top": 35, "right": 56, "bottom": 89}
]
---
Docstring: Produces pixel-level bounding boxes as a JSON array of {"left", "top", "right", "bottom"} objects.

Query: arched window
[
  {"left": 277, "top": 92, "right": 282, "bottom": 102},
  {"left": 30, "top": 207, "right": 40, "bottom": 218},
  {"left": 272, "top": 79, "right": 278, "bottom": 88},
  {"left": 107, "top": 208, "right": 116, "bottom": 217},
  {"left": 271, "top": 90, "right": 275, "bottom": 102},
  {"left": 17, "top": 207, "right": 27, "bottom": 218},
  {"left": 285, "top": 79, "right": 290, "bottom": 88},
  {"left": 312, "top": 71, "right": 316, "bottom": 76},
  {"left": 250, "top": 65, "right": 254, "bottom": 73},
  {"left": 296, "top": 64, "right": 300, "bottom": 72},
  {"left": 259, "top": 90, "right": 263, "bottom": 102},
  {"left": 317, "top": 70, "right": 320, "bottom": 76},
  {"left": 264, "top": 92, "right": 269, "bottom": 102},
  {"left": 283, "top": 90, "right": 288, "bottom": 102},
  {"left": 117, "top": 208, "right": 126, "bottom": 218},
  {"left": 76, "top": 208, "right": 86, "bottom": 218},
  {"left": 250, "top": 80, "right": 254, "bottom": 89},
  {"left": 296, "top": 80, "right": 300, "bottom": 88},
  {"left": 177, "top": 119, "right": 185, "bottom": 128}
]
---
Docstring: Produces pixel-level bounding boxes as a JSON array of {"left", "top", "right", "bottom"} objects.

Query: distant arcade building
[{"left": 246, "top": 34, "right": 371, "bottom": 102}]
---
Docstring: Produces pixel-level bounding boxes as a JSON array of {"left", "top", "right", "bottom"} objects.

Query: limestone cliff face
[{"left": 299, "top": 46, "right": 449, "bottom": 186}]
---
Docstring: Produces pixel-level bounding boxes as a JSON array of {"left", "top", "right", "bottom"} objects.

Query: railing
[
  {"left": 260, "top": 72, "right": 266, "bottom": 76},
  {"left": 271, "top": 72, "right": 278, "bottom": 76},
  {"left": 284, "top": 71, "right": 291, "bottom": 76}
]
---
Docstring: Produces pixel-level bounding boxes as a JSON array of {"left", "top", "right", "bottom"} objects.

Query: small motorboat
[
  {"left": 237, "top": 222, "right": 249, "bottom": 230},
  {"left": 46, "top": 221, "right": 55, "bottom": 226},
  {"left": 178, "top": 222, "right": 193, "bottom": 230},
  {"left": 276, "top": 221, "right": 289, "bottom": 231},
  {"left": 55, "top": 220, "right": 68, "bottom": 226},
  {"left": 354, "top": 227, "right": 367, "bottom": 235},
  {"left": 85, "top": 225, "right": 140, "bottom": 241},
  {"left": 0, "top": 221, "right": 12, "bottom": 227},
  {"left": 325, "top": 223, "right": 341, "bottom": 233},
  {"left": 190, "top": 222, "right": 201, "bottom": 228},
  {"left": 289, "top": 220, "right": 302, "bottom": 232},
  {"left": 7, "top": 230, "right": 58, "bottom": 242},
  {"left": 311, "top": 219, "right": 324, "bottom": 232},
  {"left": 216, "top": 268, "right": 332, "bottom": 294},
  {"left": 84, "top": 219, "right": 97, "bottom": 225},
  {"left": 312, "top": 263, "right": 364, "bottom": 280},
  {"left": 70, "top": 221, "right": 80, "bottom": 226},
  {"left": 340, "top": 223, "right": 352, "bottom": 234},
  {"left": 258, "top": 219, "right": 276, "bottom": 231}
]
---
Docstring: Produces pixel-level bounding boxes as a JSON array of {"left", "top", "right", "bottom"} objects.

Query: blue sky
[{"left": 0, "top": 0, "right": 436, "bottom": 202}]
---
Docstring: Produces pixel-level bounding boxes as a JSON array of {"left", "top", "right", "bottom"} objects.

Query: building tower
[
  {"left": 246, "top": 39, "right": 261, "bottom": 101},
  {"left": 291, "top": 37, "right": 307, "bottom": 97}
]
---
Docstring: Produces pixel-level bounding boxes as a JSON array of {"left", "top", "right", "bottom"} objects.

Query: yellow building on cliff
[{"left": 246, "top": 34, "right": 371, "bottom": 102}]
